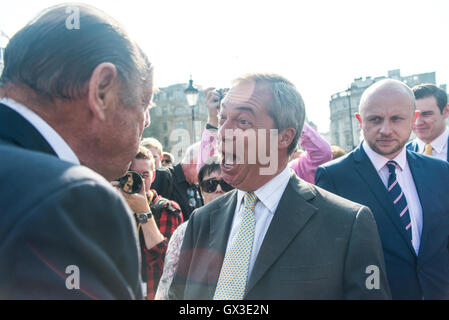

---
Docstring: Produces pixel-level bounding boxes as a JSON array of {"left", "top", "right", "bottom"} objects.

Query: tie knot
[
  {"left": 386, "top": 161, "right": 399, "bottom": 174},
  {"left": 424, "top": 143, "right": 433, "bottom": 156},
  {"left": 243, "top": 192, "right": 258, "bottom": 209}
]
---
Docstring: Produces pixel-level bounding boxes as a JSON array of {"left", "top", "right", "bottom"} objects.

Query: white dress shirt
[
  {"left": 363, "top": 141, "right": 423, "bottom": 254},
  {"left": 1, "top": 97, "right": 79, "bottom": 164},
  {"left": 225, "top": 165, "right": 291, "bottom": 278},
  {"left": 414, "top": 127, "right": 449, "bottom": 161}
]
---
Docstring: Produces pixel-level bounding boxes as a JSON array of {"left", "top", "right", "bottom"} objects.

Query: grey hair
[
  {"left": 233, "top": 73, "right": 306, "bottom": 155},
  {"left": 0, "top": 3, "right": 153, "bottom": 107}
]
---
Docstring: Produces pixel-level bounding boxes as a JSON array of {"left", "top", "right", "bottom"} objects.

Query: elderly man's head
[
  {"left": 218, "top": 73, "right": 305, "bottom": 192},
  {"left": 0, "top": 4, "right": 153, "bottom": 180},
  {"left": 355, "top": 79, "right": 417, "bottom": 159}
]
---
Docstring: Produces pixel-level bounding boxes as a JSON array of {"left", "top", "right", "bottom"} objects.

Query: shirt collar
[
  {"left": 1, "top": 97, "right": 80, "bottom": 164},
  {"left": 415, "top": 127, "right": 449, "bottom": 154},
  {"left": 363, "top": 140, "right": 407, "bottom": 172},
  {"left": 236, "top": 165, "right": 291, "bottom": 214}
]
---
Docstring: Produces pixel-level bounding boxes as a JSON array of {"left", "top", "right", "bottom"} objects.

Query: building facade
[
  {"left": 329, "top": 69, "right": 437, "bottom": 152},
  {"left": 143, "top": 83, "right": 208, "bottom": 163},
  {"left": 0, "top": 30, "right": 9, "bottom": 76}
]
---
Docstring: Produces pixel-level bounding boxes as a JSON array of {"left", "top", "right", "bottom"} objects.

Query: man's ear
[
  {"left": 278, "top": 127, "right": 296, "bottom": 151},
  {"left": 151, "top": 170, "right": 156, "bottom": 184},
  {"left": 87, "top": 62, "right": 118, "bottom": 121},
  {"left": 355, "top": 113, "right": 362, "bottom": 128}
]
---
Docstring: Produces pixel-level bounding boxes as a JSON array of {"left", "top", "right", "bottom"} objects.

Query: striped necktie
[
  {"left": 386, "top": 161, "right": 412, "bottom": 241},
  {"left": 213, "top": 192, "right": 258, "bottom": 300}
]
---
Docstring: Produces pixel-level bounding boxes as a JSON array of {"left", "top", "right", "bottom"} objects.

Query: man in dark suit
[
  {"left": 0, "top": 4, "right": 154, "bottom": 299},
  {"left": 316, "top": 79, "right": 449, "bottom": 299},
  {"left": 406, "top": 84, "right": 449, "bottom": 161},
  {"left": 169, "top": 73, "right": 390, "bottom": 300}
]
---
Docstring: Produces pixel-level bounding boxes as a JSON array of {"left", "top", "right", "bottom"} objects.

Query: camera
[
  {"left": 114, "top": 171, "right": 143, "bottom": 194},
  {"left": 216, "top": 88, "right": 229, "bottom": 101}
]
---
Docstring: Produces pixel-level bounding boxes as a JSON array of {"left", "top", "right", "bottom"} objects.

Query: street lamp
[{"left": 184, "top": 76, "right": 199, "bottom": 142}]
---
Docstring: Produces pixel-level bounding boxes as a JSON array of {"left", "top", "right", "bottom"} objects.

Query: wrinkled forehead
[{"left": 221, "top": 80, "right": 272, "bottom": 111}]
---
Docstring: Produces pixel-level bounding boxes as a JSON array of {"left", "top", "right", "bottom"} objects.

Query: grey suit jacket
[{"left": 169, "top": 172, "right": 391, "bottom": 299}]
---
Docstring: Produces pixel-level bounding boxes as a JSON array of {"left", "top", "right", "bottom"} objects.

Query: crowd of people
[{"left": 0, "top": 3, "right": 448, "bottom": 300}]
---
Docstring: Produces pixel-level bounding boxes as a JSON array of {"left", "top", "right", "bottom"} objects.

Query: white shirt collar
[
  {"left": 236, "top": 165, "right": 291, "bottom": 214},
  {"left": 363, "top": 140, "right": 407, "bottom": 172},
  {"left": 1, "top": 97, "right": 80, "bottom": 164},
  {"left": 415, "top": 127, "right": 449, "bottom": 154}
]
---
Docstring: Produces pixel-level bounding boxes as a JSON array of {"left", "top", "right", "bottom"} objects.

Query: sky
[{"left": 1, "top": 0, "right": 448, "bottom": 132}]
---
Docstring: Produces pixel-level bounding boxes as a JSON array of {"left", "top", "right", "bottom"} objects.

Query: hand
[
  {"left": 113, "top": 178, "right": 151, "bottom": 213},
  {"left": 112, "top": 180, "right": 164, "bottom": 249},
  {"left": 204, "top": 87, "right": 220, "bottom": 128}
]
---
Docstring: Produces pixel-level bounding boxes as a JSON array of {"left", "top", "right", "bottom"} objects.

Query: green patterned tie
[{"left": 214, "top": 192, "right": 258, "bottom": 300}]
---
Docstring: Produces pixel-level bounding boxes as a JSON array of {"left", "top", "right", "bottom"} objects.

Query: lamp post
[
  {"left": 346, "top": 87, "right": 355, "bottom": 151},
  {"left": 184, "top": 76, "right": 199, "bottom": 143}
]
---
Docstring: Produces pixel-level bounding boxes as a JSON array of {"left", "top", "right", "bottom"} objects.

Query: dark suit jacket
[
  {"left": 406, "top": 138, "right": 449, "bottom": 162},
  {"left": 316, "top": 144, "right": 449, "bottom": 299},
  {"left": 168, "top": 172, "right": 391, "bottom": 299},
  {"left": 0, "top": 103, "right": 143, "bottom": 299}
]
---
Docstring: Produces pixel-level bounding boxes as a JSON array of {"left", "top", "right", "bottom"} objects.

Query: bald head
[
  {"left": 359, "top": 79, "right": 416, "bottom": 116},
  {"left": 356, "top": 79, "right": 417, "bottom": 160}
]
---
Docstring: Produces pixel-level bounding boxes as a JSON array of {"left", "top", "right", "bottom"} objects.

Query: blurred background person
[
  {"left": 407, "top": 84, "right": 449, "bottom": 161},
  {"left": 121, "top": 146, "right": 183, "bottom": 299},
  {"left": 331, "top": 145, "right": 347, "bottom": 160},
  {"left": 141, "top": 137, "right": 163, "bottom": 169},
  {"left": 155, "top": 156, "right": 233, "bottom": 300},
  {"left": 152, "top": 142, "right": 203, "bottom": 221},
  {"left": 161, "top": 151, "right": 175, "bottom": 167}
]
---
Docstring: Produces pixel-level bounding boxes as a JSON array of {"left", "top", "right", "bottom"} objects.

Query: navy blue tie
[{"left": 386, "top": 161, "right": 412, "bottom": 241}]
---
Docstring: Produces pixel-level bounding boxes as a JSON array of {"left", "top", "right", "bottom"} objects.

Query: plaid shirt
[{"left": 139, "top": 190, "right": 183, "bottom": 300}]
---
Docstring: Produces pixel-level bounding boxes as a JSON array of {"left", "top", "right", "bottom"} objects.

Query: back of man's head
[{"left": 0, "top": 3, "right": 152, "bottom": 107}]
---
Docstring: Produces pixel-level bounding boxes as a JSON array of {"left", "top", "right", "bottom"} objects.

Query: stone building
[
  {"left": 143, "top": 83, "right": 208, "bottom": 163},
  {"left": 0, "top": 30, "right": 9, "bottom": 75},
  {"left": 329, "top": 69, "right": 438, "bottom": 152}
]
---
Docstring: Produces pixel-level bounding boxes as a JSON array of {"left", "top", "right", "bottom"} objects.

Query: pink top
[
  {"left": 288, "top": 123, "right": 332, "bottom": 184},
  {"left": 196, "top": 123, "right": 332, "bottom": 184}
]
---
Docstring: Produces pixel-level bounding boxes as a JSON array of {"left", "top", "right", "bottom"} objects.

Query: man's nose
[
  {"left": 379, "top": 121, "right": 393, "bottom": 135},
  {"left": 415, "top": 114, "right": 425, "bottom": 126},
  {"left": 215, "top": 183, "right": 223, "bottom": 193}
]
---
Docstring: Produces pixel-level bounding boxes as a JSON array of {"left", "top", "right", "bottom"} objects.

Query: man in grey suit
[
  {"left": 168, "top": 73, "right": 391, "bottom": 299},
  {"left": 0, "top": 4, "right": 153, "bottom": 299}
]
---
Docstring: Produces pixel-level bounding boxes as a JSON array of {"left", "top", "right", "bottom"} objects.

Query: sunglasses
[
  {"left": 161, "top": 159, "right": 172, "bottom": 164},
  {"left": 200, "top": 178, "right": 234, "bottom": 193}
]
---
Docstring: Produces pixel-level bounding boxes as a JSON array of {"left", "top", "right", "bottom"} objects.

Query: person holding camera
[{"left": 116, "top": 146, "right": 183, "bottom": 299}]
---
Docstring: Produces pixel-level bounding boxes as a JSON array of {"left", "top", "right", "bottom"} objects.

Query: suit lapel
[
  {"left": 446, "top": 136, "right": 449, "bottom": 162},
  {"left": 207, "top": 191, "right": 238, "bottom": 297},
  {"left": 245, "top": 174, "right": 317, "bottom": 295},
  {"left": 0, "top": 103, "right": 57, "bottom": 157},
  {"left": 353, "top": 146, "right": 416, "bottom": 256},
  {"left": 406, "top": 151, "right": 431, "bottom": 259}
]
